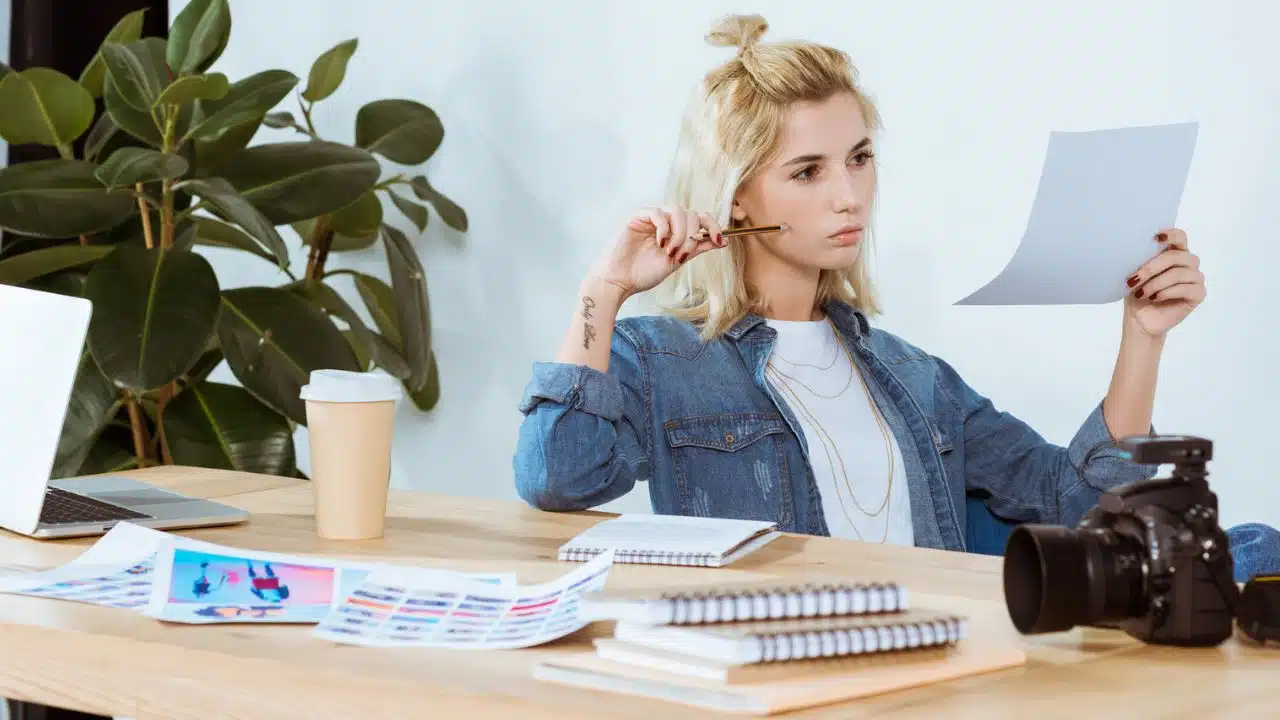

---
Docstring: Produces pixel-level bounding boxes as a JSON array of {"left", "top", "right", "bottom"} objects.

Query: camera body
[{"left": 1003, "top": 434, "right": 1240, "bottom": 647}]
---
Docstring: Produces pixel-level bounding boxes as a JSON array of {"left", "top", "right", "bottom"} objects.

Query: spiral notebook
[
  {"left": 582, "top": 578, "right": 909, "bottom": 625},
  {"left": 611, "top": 610, "right": 967, "bottom": 665},
  {"left": 558, "top": 514, "right": 782, "bottom": 567},
  {"left": 534, "top": 609, "right": 1028, "bottom": 715}
]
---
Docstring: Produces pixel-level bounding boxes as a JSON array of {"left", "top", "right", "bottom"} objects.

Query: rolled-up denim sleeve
[
  {"left": 937, "top": 358, "right": 1159, "bottom": 527},
  {"left": 512, "top": 327, "right": 651, "bottom": 511}
]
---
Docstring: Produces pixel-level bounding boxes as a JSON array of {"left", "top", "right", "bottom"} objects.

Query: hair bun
[{"left": 706, "top": 14, "right": 768, "bottom": 53}]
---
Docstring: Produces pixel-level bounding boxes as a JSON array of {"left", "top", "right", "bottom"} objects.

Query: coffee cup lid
[{"left": 299, "top": 369, "right": 403, "bottom": 403}]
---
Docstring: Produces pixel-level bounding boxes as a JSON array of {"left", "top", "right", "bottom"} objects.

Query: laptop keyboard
[{"left": 39, "top": 487, "right": 152, "bottom": 526}]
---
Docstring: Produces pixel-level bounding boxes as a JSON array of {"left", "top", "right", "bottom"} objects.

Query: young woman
[{"left": 512, "top": 15, "right": 1212, "bottom": 554}]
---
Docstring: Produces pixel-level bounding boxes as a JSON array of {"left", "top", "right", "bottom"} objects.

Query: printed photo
[{"left": 165, "top": 548, "right": 337, "bottom": 608}]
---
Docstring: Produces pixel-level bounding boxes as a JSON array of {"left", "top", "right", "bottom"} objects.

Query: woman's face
[{"left": 733, "top": 91, "right": 876, "bottom": 272}]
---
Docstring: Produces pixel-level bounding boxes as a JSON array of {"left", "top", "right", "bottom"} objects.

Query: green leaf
[
  {"left": 352, "top": 272, "right": 401, "bottom": 348},
  {"left": 185, "top": 69, "right": 298, "bottom": 142},
  {"left": 51, "top": 350, "right": 121, "bottom": 478},
  {"left": 79, "top": 9, "right": 148, "bottom": 98},
  {"left": 101, "top": 38, "right": 169, "bottom": 111},
  {"left": 262, "top": 111, "right": 297, "bottom": 129},
  {"left": 25, "top": 268, "right": 91, "bottom": 298},
  {"left": 82, "top": 112, "right": 120, "bottom": 163},
  {"left": 355, "top": 99, "right": 444, "bottom": 165},
  {"left": 217, "top": 286, "right": 361, "bottom": 424},
  {"left": 0, "top": 159, "right": 137, "bottom": 238},
  {"left": 155, "top": 72, "right": 230, "bottom": 107},
  {"left": 167, "top": 0, "right": 232, "bottom": 75},
  {"left": 289, "top": 279, "right": 410, "bottom": 379},
  {"left": 0, "top": 68, "right": 96, "bottom": 148},
  {"left": 104, "top": 72, "right": 161, "bottom": 147},
  {"left": 381, "top": 225, "right": 432, "bottom": 390},
  {"left": 94, "top": 148, "right": 189, "bottom": 189},
  {"left": 189, "top": 215, "right": 286, "bottom": 267},
  {"left": 192, "top": 116, "right": 258, "bottom": 173},
  {"left": 0, "top": 244, "right": 115, "bottom": 286},
  {"left": 403, "top": 349, "right": 441, "bottom": 411},
  {"left": 342, "top": 330, "right": 371, "bottom": 370},
  {"left": 218, "top": 140, "right": 380, "bottom": 225},
  {"left": 186, "top": 348, "right": 225, "bottom": 384},
  {"left": 179, "top": 177, "right": 289, "bottom": 271},
  {"left": 163, "top": 380, "right": 296, "bottom": 476},
  {"left": 410, "top": 175, "right": 468, "bottom": 232},
  {"left": 292, "top": 218, "right": 376, "bottom": 252},
  {"left": 328, "top": 189, "right": 383, "bottom": 237},
  {"left": 302, "top": 38, "right": 358, "bottom": 103},
  {"left": 84, "top": 245, "right": 222, "bottom": 392},
  {"left": 75, "top": 433, "right": 139, "bottom": 476},
  {"left": 387, "top": 188, "right": 429, "bottom": 232}
]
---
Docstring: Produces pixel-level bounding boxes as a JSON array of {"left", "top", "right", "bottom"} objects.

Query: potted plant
[{"left": 0, "top": 0, "right": 466, "bottom": 478}]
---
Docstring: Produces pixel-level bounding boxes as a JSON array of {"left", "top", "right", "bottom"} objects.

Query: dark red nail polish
[
  {"left": 1127, "top": 274, "right": 1140, "bottom": 287},
  {"left": 1156, "top": 232, "right": 1167, "bottom": 242},
  {"left": 678, "top": 252, "right": 689, "bottom": 263},
  {"left": 1134, "top": 288, "right": 1144, "bottom": 299}
]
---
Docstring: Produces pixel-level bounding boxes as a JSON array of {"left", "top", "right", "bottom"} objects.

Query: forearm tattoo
[{"left": 581, "top": 296, "right": 597, "bottom": 349}]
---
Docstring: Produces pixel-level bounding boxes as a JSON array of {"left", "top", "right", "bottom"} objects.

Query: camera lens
[{"left": 1003, "top": 524, "right": 1147, "bottom": 634}]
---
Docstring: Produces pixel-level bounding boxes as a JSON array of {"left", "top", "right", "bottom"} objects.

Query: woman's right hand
[{"left": 585, "top": 207, "right": 726, "bottom": 299}]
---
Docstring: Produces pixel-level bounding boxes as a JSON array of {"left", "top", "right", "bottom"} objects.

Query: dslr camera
[{"left": 1002, "top": 434, "right": 1240, "bottom": 647}]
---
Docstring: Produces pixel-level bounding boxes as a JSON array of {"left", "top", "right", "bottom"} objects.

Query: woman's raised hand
[{"left": 585, "top": 206, "right": 727, "bottom": 299}]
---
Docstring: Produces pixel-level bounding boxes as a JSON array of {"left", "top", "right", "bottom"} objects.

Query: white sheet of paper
[
  {"left": 313, "top": 549, "right": 616, "bottom": 649},
  {"left": 956, "top": 122, "right": 1198, "bottom": 306},
  {"left": 0, "top": 523, "right": 163, "bottom": 609}
]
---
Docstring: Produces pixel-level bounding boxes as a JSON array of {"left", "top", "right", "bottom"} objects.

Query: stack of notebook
[{"left": 534, "top": 578, "right": 1026, "bottom": 715}]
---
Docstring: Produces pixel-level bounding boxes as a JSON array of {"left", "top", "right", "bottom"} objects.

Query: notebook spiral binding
[
  {"left": 559, "top": 548, "right": 722, "bottom": 566},
  {"left": 659, "top": 582, "right": 907, "bottom": 624},
  {"left": 753, "top": 615, "right": 967, "bottom": 663}
]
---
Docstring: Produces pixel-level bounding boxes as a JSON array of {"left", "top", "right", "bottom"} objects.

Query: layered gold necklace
[{"left": 765, "top": 318, "right": 896, "bottom": 543}]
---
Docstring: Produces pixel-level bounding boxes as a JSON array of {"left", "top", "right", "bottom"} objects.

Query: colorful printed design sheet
[
  {"left": 0, "top": 522, "right": 162, "bottom": 609},
  {"left": 144, "top": 540, "right": 515, "bottom": 625},
  {"left": 0, "top": 522, "right": 515, "bottom": 625},
  {"left": 314, "top": 549, "right": 615, "bottom": 649},
  {"left": 0, "top": 559, "right": 154, "bottom": 609}
]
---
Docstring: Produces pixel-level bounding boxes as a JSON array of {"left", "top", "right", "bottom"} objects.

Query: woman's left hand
[{"left": 1123, "top": 228, "right": 1206, "bottom": 337}]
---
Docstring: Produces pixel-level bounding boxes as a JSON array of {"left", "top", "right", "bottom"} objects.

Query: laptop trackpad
[{"left": 90, "top": 488, "right": 191, "bottom": 506}]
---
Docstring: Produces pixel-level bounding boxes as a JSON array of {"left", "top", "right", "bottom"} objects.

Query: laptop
[{"left": 0, "top": 283, "right": 249, "bottom": 539}]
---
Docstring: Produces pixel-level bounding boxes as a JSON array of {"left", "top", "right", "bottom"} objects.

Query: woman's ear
[{"left": 731, "top": 199, "right": 748, "bottom": 223}]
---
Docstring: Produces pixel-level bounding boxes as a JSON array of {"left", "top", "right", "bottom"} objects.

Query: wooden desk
[{"left": 0, "top": 467, "right": 1273, "bottom": 719}]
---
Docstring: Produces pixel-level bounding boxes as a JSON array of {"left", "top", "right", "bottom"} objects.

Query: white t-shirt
[{"left": 765, "top": 318, "right": 914, "bottom": 546}]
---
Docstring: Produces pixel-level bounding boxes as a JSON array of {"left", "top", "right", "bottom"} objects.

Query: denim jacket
[{"left": 513, "top": 301, "right": 1158, "bottom": 551}]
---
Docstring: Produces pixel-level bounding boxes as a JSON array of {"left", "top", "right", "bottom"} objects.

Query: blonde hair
[{"left": 653, "top": 14, "right": 883, "bottom": 340}]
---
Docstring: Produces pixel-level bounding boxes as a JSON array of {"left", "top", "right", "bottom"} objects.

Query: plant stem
[
  {"left": 55, "top": 144, "right": 73, "bottom": 160},
  {"left": 160, "top": 107, "right": 179, "bottom": 249},
  {"left": 373, "top": 175, "right": 409, "bottom": 190},
  {"left": 305, "top": 215, "right": 335, "bottom": 281},
  {"left": 123, "top": 393, "right": 151, "bottom": 468},
  {"left": 155, "top": 382, "right": 176, "bottom": 465},
  {"left": 136, "top": 183, "right": 155, "bottom": 249},
  {"left": 301, "top": 98, "right": 319, "bottom": 136}
]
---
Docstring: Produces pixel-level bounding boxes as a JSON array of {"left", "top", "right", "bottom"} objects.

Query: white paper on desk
[
  {"left": 0, "top": 522, "right": 164, "bottom": 609},
  {"left": 956, "top": 122, "right": 1198, "bottom": 306},
  {"left": 143, "top": 534, "right": 516, "bottom": 625},
  {"left": 313, "top": 549, "right": 616, "bottom": 649}
]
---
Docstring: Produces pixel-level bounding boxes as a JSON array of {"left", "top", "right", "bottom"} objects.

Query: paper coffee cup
[{"left": 299, "top": 369, "right": 403, "bottom": 540}]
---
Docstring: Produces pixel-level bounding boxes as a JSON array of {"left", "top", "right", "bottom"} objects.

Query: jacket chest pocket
[{"left": 662, "top": 413, "right": 794, "bottom": 529}]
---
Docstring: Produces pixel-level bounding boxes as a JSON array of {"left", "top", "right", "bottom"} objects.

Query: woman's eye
[{"left": 793, "top": 166, "right": 819, "bottom": 182}]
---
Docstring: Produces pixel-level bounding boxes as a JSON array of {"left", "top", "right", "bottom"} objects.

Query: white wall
[{"left": 176, "top": 0, "right": 1280, "bottom": 530}]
